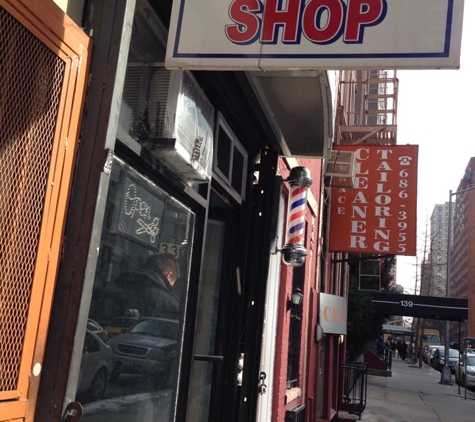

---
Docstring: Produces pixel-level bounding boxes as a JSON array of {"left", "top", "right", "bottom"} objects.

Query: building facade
[
  {"left": 450, "top": 157, "right": 475, "bottom": 342},
  {"left": 0, "top": 1, "right": 353, "bottom": 421},
  {"left": 427, "top": 203, "right": 451, "bottom": 297}
]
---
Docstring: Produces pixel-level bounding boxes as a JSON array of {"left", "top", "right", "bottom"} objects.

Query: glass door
[
  {"left": 186, "top": 206, "right": 240, "bottom": 421},
  {"left": 78, "top": 157, "right": 196, "bottom": 421},
  {"left": 186, "top": 219, "right": 225, "bottom": 421}
]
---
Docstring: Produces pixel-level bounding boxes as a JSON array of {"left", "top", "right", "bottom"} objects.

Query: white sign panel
[
  {"left": 166, "top": 0, "right": 464, "bottom": 70},
  {"left": 319, "top": 293, "right": 347, "bottom": 335}
]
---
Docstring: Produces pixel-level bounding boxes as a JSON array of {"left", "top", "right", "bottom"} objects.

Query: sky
[{"left": 395, "top": 1, "right": 475, "bottom": 294}]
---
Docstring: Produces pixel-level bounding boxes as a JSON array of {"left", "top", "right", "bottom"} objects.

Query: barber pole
[
  {"left": 282, "top": 167, "right": 312, "bottom": 267},
  {"left": 287, "top": 186, "right": 307, "bottom": 244}
]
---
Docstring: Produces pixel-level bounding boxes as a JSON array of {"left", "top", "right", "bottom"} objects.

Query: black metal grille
[
  {"left": 285, "top": 404, "right": 306, "bottom": 422},
  {"left": 117, "top": 343, "right": 149, "bottom": 356}
]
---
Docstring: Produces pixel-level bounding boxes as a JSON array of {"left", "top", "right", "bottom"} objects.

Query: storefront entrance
[
  {"left": 187, "top": 215, "right": 232, "bottom": 419},
  {"left": 76, "top": 156, "right": 198, "bottom": 421}
]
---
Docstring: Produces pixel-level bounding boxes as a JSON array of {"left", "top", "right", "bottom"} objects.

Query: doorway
[{"left": 187, "top": 203, "right": 243, "bottom": 421}]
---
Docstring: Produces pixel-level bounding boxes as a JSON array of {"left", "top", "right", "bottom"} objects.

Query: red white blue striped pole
[{"left": 282, "top": 167, "right": 312, "bottom": 267}]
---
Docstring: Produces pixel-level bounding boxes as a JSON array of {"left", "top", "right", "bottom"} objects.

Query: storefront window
[{"left": 79, "top": 157, "right": 195, "bottom": 421}]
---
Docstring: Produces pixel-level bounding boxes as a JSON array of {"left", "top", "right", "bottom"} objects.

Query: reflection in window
[{"left": 80, "top": 157, "right": 195, "bottom": 421}]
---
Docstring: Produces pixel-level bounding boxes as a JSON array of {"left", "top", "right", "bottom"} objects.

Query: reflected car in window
[
  {"left": 103, "top": 316, "right": 142, "bottom": 337},
  {"left": 107, "top": 317, "right": 179, "bottom": 385},
  {"left": 87, "top": 319, "right": 109, "bottom": 343},
  {"left": 78, "top": 330, "right": 114, "bottom": 401}
]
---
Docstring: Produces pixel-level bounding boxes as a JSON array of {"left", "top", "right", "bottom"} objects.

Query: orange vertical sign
[{"left": 329, "top": 145, "right": 418, "bottom": 255}]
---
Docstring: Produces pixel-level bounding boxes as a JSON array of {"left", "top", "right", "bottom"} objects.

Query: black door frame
[
  {"left": 238, "top": 147, "right": 281, "bottom": 422},
  {"left": 203, "top": 206, "right": 242, "bottom": 421},
  {"left": 35, "top": 2, "right": 131, "bottom": 419}
]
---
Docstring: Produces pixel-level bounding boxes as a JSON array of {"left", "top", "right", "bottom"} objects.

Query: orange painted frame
[{"left": 0, "top": 0, "right": 91, "bottom": 420}]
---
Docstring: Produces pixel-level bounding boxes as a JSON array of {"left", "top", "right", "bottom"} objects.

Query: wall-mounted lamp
[
  {"left": 287, "top": 287, "right": 304, "bottom": 311},
  {"left": 281, "top": 167, "right": 312, "bottom": 267},
  {"left": 315, "top": 324, "right": 324, "bottom": 343}
]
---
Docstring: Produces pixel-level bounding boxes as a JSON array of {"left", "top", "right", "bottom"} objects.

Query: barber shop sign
[{"left": 166, "top": 0, "right": 464, "bottom": 70}]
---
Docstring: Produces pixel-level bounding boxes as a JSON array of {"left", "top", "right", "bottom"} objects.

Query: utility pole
[
  {"left": 414, "top": 222, "right": 440, "bottom": 367},
  {"left": 417, "top": 224, "right": 430, "bottom": 368}
]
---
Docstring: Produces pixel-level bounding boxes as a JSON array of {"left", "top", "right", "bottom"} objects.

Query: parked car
[
  {"left": 87, "top": 319, "right": 109, "bottom": 342},
  {"left": 77, "top": 330, "right": 114, "bottom": 401},
  {"left": 431, "top": 348, "right": 460, "bottom": 373},
  {"left": 425, "top": 345, "right": 444, "bottom": 364},
  {"left": 455, "top": 354, "right": 475, "bottom": 387},
  {"left": 107, "top": 317, "right": 178, "bottom": 385}
]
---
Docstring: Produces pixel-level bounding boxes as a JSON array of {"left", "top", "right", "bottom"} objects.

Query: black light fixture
[{"left": 287, "top": 287, "right": 303, "bottom": 311}]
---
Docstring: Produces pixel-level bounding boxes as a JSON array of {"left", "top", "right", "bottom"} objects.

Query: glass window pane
[
  {"left": 231, "top": 148, "right": 244, "bottom": 195},
  {"left": 186, "top": 220, "right": 225, "bottom": 421},
  {"left": 216, "top": 126, "right": 231, "bottom": 179},
  {"left": 79, "top": 157, "right": 195, "bottom": 421}
]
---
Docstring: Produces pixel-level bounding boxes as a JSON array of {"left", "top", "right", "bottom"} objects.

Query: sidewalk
[{"left": 340, "top": 357, "right": 475, "bottom": 421}]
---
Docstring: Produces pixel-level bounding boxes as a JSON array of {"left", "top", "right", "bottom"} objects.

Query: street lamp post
[{"left": 440, "top": 186, "right": 475, "bottom": 385}]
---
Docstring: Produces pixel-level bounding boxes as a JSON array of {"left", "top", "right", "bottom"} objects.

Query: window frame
[{"left": 212, "top": 112, "right": 249, "bottom": 204}]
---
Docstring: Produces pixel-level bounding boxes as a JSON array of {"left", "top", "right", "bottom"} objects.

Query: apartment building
[{"left": 450, "top": 157, "right": 475, "bottom": 341}]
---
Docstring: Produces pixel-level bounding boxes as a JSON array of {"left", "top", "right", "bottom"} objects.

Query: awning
[
  {"left": 381, "top": 324, "right": 414, "bottom": 337},
  {"left": 371, "top": 292, "right": 468, "bottom": 322},
  {"left": 246, "top": 71, "right": 333, "bottom": 159}
]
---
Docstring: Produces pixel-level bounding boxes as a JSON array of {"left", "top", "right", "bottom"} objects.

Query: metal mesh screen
[{"left": 0, "top": 7, "right": 65, "bottom": 391}]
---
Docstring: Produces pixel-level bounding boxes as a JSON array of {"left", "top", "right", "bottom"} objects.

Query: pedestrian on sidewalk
[
  {"left": 390, "top": 339, "right": 397, "bottom": 357},
  {"left": 400, "top": 341, "right": 408, "bottom": 361},
  {"left": 377, "top": 337, "right": 384, "bottom": 358}
]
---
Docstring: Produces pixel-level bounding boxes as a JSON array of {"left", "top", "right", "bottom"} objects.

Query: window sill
[{"left": 285, "top": 386, "right": 302, "bottom": 403}]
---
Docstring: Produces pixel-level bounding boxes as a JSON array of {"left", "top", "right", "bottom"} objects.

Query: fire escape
[
  {"left": 334, "top": 70, "right": 398, "bottom": 146},
  {"left": 332, "top": 70, "right": 399, "bottom": 292}
]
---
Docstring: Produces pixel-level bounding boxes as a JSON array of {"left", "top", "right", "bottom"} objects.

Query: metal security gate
[{"left": 0, "top": 1, "right": 90, "bottom": 420}]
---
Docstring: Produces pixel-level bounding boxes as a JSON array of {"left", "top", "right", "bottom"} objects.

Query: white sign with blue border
[{"left": 166, "top": 0, "right": 464, "bottom": 70}]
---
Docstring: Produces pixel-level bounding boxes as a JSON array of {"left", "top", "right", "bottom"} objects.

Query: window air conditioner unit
[
  {"left": 285, "top": 404, "right": 306, "bottom": 422},
  {"left": 325, "top": 150, "right": 356, "bottom": 188},
  {"left": 118, "top": 67, "right": 214, "bottom": 183}
]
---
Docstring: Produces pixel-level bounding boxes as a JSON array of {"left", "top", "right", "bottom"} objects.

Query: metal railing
[{"left": 338, "top": 362, "right": 368, "bottom": 420}]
